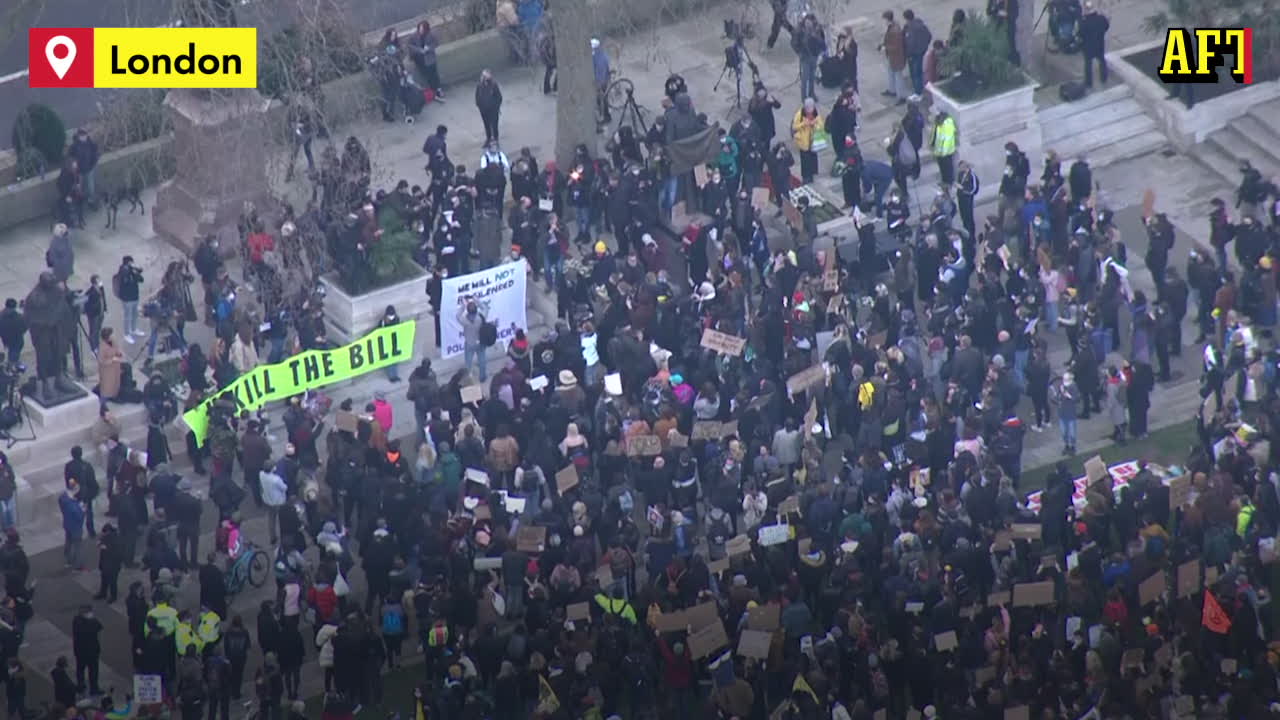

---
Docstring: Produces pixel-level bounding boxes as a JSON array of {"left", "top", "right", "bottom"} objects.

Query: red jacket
[
  {"left": 657, "top": 636, "right": 693, "bottom": 689},
  {"left": 247, "top": 232, "right": 275, "bottom": 263}
]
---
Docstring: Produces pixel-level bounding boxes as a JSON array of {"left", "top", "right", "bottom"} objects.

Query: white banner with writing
[{"left": 440, "top": 260, "right": 528, "bottom": 359}]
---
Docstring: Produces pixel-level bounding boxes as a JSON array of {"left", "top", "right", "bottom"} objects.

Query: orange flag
[{"left": 1202, "top": 590, "right": 1232, "bottom": 634}]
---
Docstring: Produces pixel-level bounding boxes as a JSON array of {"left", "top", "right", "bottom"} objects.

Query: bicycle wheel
[
  {"left": 607, "top": 78, "right": 634, "bottom": 112},
  {"left": 248, "top": 550, "right": 270, "bottom": 588}
]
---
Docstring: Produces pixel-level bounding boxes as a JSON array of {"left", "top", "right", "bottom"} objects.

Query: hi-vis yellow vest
[
  {"left": 934, "top": 117, "right": 957, "bottom": 157},
  {"left": 175, "top": 622, "right": 203, "bottom": 655},
  {"left": 146, "top": 604, "right": 178, "bottom": 637}
]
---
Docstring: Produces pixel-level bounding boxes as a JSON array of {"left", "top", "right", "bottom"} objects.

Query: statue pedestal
[
  {"left": 22, "top": 382, "right": 98, "bottom": 428},
  {"left": 152, "top": 89, "right": 274, "bottom": 255}
]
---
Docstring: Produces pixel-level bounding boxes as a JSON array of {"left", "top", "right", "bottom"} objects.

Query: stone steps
[
  {"left": 1208, "top": 124, "right": 1280, "bottom": 180},
  {"left": 1040, "top": 96, "right": 1164, "bottom": 168},
  {"left": 1036, "top": 84, "right": 1135, "bottom": 126},
  {"left": 1088, "top": 129, "right": 1169, "bottom": 170},
  {"left": 1042, "top": 98, "right": 1148, "bottom": 146}
]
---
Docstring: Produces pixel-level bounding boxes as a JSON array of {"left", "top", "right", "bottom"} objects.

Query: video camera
[{"left": 721, "top": 19, "right": 759, "bottom": 76}]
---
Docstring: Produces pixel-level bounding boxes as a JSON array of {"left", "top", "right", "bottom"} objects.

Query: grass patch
[{"left": 1019, "top": 419, "right": 1198, "bottom": 492}]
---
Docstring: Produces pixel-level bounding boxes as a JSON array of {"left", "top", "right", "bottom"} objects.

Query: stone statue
[{"left": 24, "top": 271, "right": 81, "bottom": 405}]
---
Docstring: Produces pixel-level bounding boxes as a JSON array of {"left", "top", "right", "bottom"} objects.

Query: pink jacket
[{"left": 373, "top": 399, "right": 393, "bottom": 433}]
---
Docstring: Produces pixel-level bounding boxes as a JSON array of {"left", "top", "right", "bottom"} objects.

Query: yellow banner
[
  {"left": 93, "top": 28, "right": 257, "bottom": 88},
  {"left": 184, "top": 320, "right": 416, "bottom": 444}
]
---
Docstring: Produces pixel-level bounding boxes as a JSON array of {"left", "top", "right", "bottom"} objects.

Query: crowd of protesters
[{"left": 12, "top": 3, "right": 1280, "bottom": 720}]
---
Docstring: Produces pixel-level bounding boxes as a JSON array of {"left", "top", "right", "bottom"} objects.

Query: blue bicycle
[{"left": 225, "top": 540, "right": 270, "bottom": 595}]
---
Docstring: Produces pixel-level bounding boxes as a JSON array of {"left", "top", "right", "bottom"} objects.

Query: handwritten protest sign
[
  {"left": 1139, "top": 571, "right": 1166, "bottom": 606},
  {"left": 689, "top": 620, "right": 729, "bottom": 659},
  {"left": 1169, "top": 474, "right": 1192, "bottom": 510},
  {"left": 1176, "top": 560, "right": 1200, "bottom": 598},
  {"left": 516, "top": 526, "right": 546, "bottom": 553},
  {"left": 758, "top": 524, "right": 790, "bottom": 546},
  {"left": 701, "top": 328, "right": 747, "bottom": 356},
  {"left": 626, "top": 435, "right": 661, "bottom": 457},
  {"left": 556, "top": 465, "right": 579, "bottom": 494},
  {"left": 692, "top": 421, "right": 721, "bottom": 441},
  {"left": 934, "top": 630, "right": 958, "bottom": 652},
  {"left": 738, "top": 629, "right": 773, "bottom": 659},
  {"left": 747, "top": 603, "right": 781, "bottom": 631},
  {"left": 566, "top": 602, "right": 590, "bottom": 621},
  {"left": 1012, "top": 581, "right": 1054, "bottom": 607},
  {"left": 460, "top": 384, "right": 483, "bottom": 404},
  {"left": 787, "top": 364, "right": 826, "bottom": 395}
]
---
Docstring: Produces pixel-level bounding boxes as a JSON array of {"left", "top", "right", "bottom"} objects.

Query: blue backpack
[{"left": 381, "top": 603, "right": 405, "bottom": 635}]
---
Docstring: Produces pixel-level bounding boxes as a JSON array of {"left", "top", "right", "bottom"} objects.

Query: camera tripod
[
  {"left": 0, "top": 371, "right": 35, "bottom": 448},
  {"left": 714, "top": 38, "right": 759, "bottom": 108},
  {"left": 615, "top": 87, "right": 649, "bottom": 136}
]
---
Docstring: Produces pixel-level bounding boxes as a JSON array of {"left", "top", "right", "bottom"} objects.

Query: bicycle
[
  {"left": 606, "top": 76, "right": 649, "bottom": 135},
  {"left": 225, "top": 540, "right": 271, "bottom": 595}
]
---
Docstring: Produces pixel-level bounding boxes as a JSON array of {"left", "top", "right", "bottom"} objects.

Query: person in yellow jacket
[
  {"left": 1236, "top": 495, "right": 1255, "bottom": 538},
  {"left": 197, "top": 608, "right": 222, "bottom": 649},
  {"left": 145, "top": 601, "right": 178, "bottom": 637},
  {"left": 174, "top": 611, "right": 203, "bottom": 656},
  {"left": 791, "top": 98, "right": 825, "bottom": 184},
  {"left": 931, "top": 109, "right": 958, "bottom": 186},
  {"left": 593, "top": 587, "right": 638, "bottom": 624}
]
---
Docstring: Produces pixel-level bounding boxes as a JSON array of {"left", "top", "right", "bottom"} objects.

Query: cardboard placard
[
  {"left": 797, "top": 538, "right": 812, "bottom": 556},
  {"left": 701, "top": 328, "right": 747, "bottom": 356},
  {"left": 1084, "top": 455, "right": 1108, "bottom": 485},
  {"left": 906, "top": 710, "right": 922, "bottom": 720},
  {"left": 751, "top": 186, "right": 770, "bottom": 210},
  {"left": 604, "top": 373, "right": 623, "bottom": 396},
  {"left": 974, "top": 666, "right": 997, "bottom": 685},
  {"left": 626, "top": 435, "right": 662, "bottom": 456},
  {"left": 934, "top": 630, "right": 958, "bottom": 652},
  {"left": 786, "top": 364, "right": 826, "bottom": 395},
  {"left": 460, "top": 384, "right": 483, "bottom": 404},
  {"left": 726, "top": 535, "right": 752, "bottom": 556},
  {"left": 1168, "top": 473, "right": 1192, "bottom": 510},
  {"left": 567, "top": 602, "right": 590, "bottom": 621},
  {"left": 689, "top": 619, "right": 729, "bottom": 660},
  {"left": 1221, "top": 658, "right": 1238, "bottom": 675},
  {"left": 134, "top": 674, "right": 163, "bottom": 705},
  {"left": 719, "top": 420, "right": 738, "bottom": 438},
  {"left": 738, "top": 629, "right": 773, "bottom": 659},
  {"left": 873, "top": 711, "right": 887, "bottom": 720},
  {"left": 992, "top": 530, "right": 1013, "bottom": 552},
  {"left": 1012, "top": 581, "right": 1055, "bottom": 607},
  {"left": 758, "top": 524, "right": 790, "bottom": 546},
  {"left": 668, "top": 431, "right": 689, "bottom": 448},
  {"left": 1206, "top": 566, "right": 1220, "bottom": 586},
  {"left": 959, "top": 605, "right": 980, "bottom": 619},
  {"left": 466, "top": 468, "right": 490, "bottom": 487},
  {"left": 555, "top": 464, "right": 579, "bottom": 494},
  {"left": 1122, "top": 648, "right": 1145, "bottom": 670},
  {"left": 823, "top": 267, "right": 839, "bottom": 292},
  {"left": 707, "top": 557, "right": 730, "bottom": 575},
  {"left": 334, "top": 410, "right": 359, "bottom": 433},
  {"left": 988, "top": 590, "right": 1011, "bottom": 607},
  {"left": 692, "top": 421, "right": 722, "bottom": 441},
  {"left": 685, "top": 601, "right": 720, "bottom": 631},
  {"left": 653, "top": 612, "right": 686, "bottom": 633},
  {"left": 1138, "top": 571, "right": 1166, "bottom": 606},
  {"left": 1011, "top": 524, "right": 1042, "bottom": 541},
  {"left": 474, "top": 504, "right": 491, "bottom": 521},
  {"left": 777, "top": 496, "right": 800, "bottom": 517},
  {"left": 1142, "top": 187, "right": 1156, "bottom": 220},
  {"left": 693, "top": 164, "right": 709, "bottom": 188},
  {"left": 1004, "top": 707, "right": 1030, "bottom": 720},
  {"left": 538, "top": 198, "right": 554, "bottom": 212},
  {"left": 595, "top": 565, "right": 613, "bottom": 588},
  {"left": 528, "top": 375, "right": 549, "bottom": 391},
  {"left": 783, "top": 199, "right": 803, "bottom": 231},
  {"left": 516, "top": 525, "right": 546, "bottom": 553},
  {"left": 1176, "top": 560, "right": 1200, "bottom": 598},
  {"left": 747, "top": 603, "right": 781, "bottom": 631},
  {"left": 1155, "top": 643, "right": 1172, "bottom": 668},
  {"left": 904, "top": 601, "right": 925, "bottom": 614}
]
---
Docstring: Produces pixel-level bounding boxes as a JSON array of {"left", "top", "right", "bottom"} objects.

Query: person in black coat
[
  {"left": 1078, "top": 3, "right": 1110, "bottom": 87},
  {"left": 474, "top": 70, "right": 504, "bottom": 143},
  {"left": 94, "top": 524, "right": 123, "bottom": 602},
  {"left": 0, "top": 300, "right": 26, "bottom": 364},
  {"left": 71, "top": 605, "right": 103, "bottom": 695}
]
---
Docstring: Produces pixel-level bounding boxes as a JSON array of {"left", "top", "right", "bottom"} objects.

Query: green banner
[{"left": 184, "top": 320, "right": 417, "bottom": 445}]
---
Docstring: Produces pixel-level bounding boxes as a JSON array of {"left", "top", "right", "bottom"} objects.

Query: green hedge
[{"left": 12, "top": 104, "right": 66, "bottom": 174}]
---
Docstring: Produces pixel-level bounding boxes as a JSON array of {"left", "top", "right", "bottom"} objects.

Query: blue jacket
[
  {"left": 592, "top": 49, "right": 610, "bottom": 88},
  {"left": 59, "top": 493, "right": 84, "bottom": 537}
]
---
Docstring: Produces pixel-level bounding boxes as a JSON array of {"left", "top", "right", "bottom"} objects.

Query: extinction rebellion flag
[{"left": 1202, "top": 590, "right": 1232, "bottom": 634}]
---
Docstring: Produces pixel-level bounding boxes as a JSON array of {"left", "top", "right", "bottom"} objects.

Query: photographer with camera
[
  {"left": 0, "top": 299, "right": 26, "bottom": 364},
  {"left": 143, "top": 262, "right": 193, "bottom": 365},
  {"left": 111, "top": 256, "right": 144, "bottom": 343},
  {"left": 792, "top": 13, "right": 827, "bottom": 101}
]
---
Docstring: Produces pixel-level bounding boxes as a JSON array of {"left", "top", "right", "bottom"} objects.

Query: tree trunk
[{"left": 551, "top": 0, "right": 598, "bottom": 168}]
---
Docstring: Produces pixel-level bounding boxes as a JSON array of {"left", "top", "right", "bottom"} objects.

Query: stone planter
[
  {"left": 1109, "top": 40, "right": 1280, "bottom": 151},
  {"left": 319, "top": 267, "right": 431, "bottom": 343},
  {"left": 928, "top": 77, "right": 1041, "bottom": 205}
]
